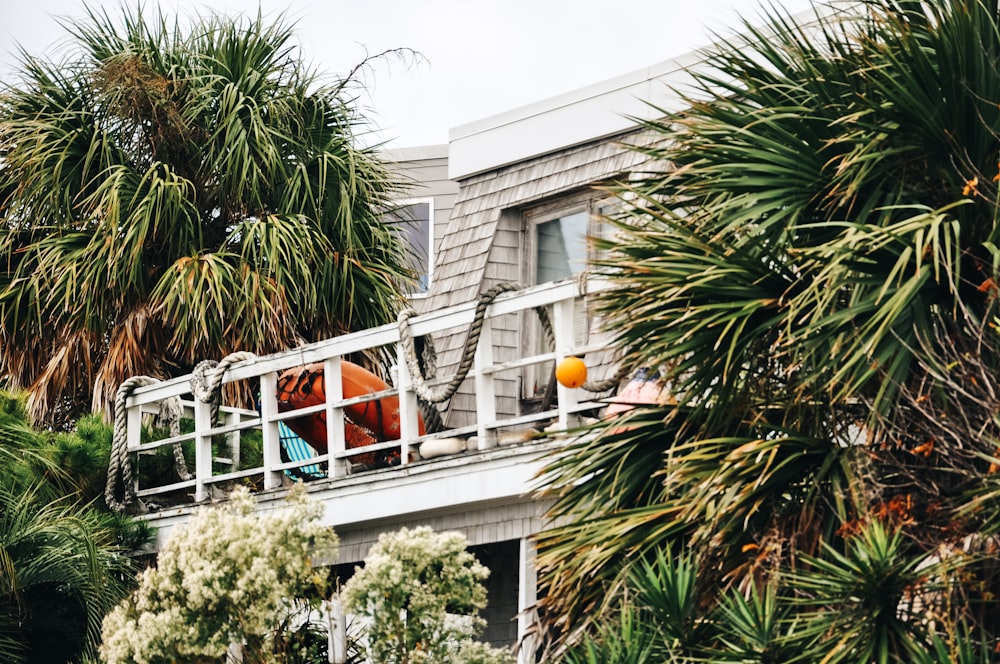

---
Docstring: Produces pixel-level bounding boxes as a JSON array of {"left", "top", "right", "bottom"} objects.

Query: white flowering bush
[
  {"left": 100, "top": 484, "right": 337, "bottom": 664},
  {"left": 343, "top": 525, "right": 514, "bottom": 664}
]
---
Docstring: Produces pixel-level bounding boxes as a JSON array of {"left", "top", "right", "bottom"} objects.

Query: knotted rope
[
  {"left": 106, "top": 351, "right": 257, "bottom": 512},
  {"left": 190, "top": 351, "right": 259, "bottom": 425}
]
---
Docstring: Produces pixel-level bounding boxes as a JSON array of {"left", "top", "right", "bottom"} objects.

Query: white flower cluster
[
  {"left": 343, "top": 525, "right": 513, "bottom": 664},
  {"left": 100, "top": 484, "right": 337, "bottom": 664}
]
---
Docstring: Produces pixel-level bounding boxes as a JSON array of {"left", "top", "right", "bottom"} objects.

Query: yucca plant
[
  {"left": 783, "top": 521, "right": 942, "bottom": 664},
  {"left": 0, "top": 3, "right": 414, "bottom": 427},
  {"left": 706, "top": 582, "right": 797, "bottom": 664},
  {"left": 558, "top": 602, "right": 666, "bottom": 664},
  {"left": 537, "top": 0, "right": 1000, "bottom": 657}
]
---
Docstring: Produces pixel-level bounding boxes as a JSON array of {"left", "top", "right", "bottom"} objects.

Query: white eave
[{"left": 447, "top": 50, "right": 702, "bottom": 181}]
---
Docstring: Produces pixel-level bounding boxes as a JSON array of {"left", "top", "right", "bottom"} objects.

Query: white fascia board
[
  {"left": 447, "top": 50, "right": 702, "bottom": 181},
  {"left": 139, "top": 443, "right": 557, "bottom": 549}
]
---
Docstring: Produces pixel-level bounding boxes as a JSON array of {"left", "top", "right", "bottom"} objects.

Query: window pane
[
  {"left": 385, "top": 201, "right": 431, "bottom": 293},
  {"left": 535, "top": 210, "right": 589, "bottom": 283}
]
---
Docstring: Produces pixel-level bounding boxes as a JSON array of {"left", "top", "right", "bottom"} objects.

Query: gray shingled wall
[{"left": 412, "top": 127, "right": 663, "bottom": 428}]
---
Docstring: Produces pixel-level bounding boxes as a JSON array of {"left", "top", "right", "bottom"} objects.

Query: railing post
[
  {"left": 474, "top": 316, "right": 497, "bottom": 449},
  {"left": 323, "top": 357, "right": 348, "bottom": 477},
  {"left": 552, "top": 295, "right": 580, "bottom": 430},
  {"left": 224, "top": 410, "right": 241, "bottom": 469},
  {"left": 193, "top": 397, "right": 213, "bottom": 502},
  {"left": 127, "top": 404, "right": 144, "bottom": 496},
  {"left": 395, "top": 344, "right": 420, "bottom": 464},
  {"left": 259, "top": 371, "right": 283, "bottom": 490}
]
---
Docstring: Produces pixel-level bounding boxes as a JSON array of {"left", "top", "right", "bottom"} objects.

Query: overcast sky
[{"left": 0, "top": 0, "right": 815, "bottom": 148}]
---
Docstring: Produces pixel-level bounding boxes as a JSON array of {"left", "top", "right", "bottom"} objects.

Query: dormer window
[{"left": 535, "top": 209, "right": 590, "bottom": 283}]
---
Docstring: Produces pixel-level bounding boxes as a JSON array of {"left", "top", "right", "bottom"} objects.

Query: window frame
[
  {"left": 519, "top": 193, "right": 616, "bottom": 404},
  {"left": 385, "top": 197, "right": 435, "bottom": 298}
]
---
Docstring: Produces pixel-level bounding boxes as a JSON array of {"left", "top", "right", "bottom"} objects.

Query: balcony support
[
  {"left": 474, "top": 316, "right": 498, "bottom": 449},
  {"left": 324, "top": 357, "right": 349, "bottom": 478},
  {"left": 193, "top": 397, "right": 213, "bottom": 502},
  {"left": 396, "top": 344, "right": 420, "bottom": 465},
  {"left": 259, "top": 371, "right": 283, "bottom": 490},
  {"left": 552, "top": 296, "right": 580, "bottom": 430}
]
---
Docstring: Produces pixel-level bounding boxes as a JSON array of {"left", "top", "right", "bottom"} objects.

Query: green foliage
[
  {"left": 343, "top": 526, "right": 513, "bottom": 664},
  {"left": 0, "top": 2, "right": 415, "bottom": 427},
  {"left": 706, "top": 582, "right": 795, "bottom": 664},
  {"left": 559, "top": 603, "right": 662, "bottom": 664},
  {"left": 0, "top": 486, "right": 135, "bottom": 664},
  {"left": 557, "top": 522, "right": 980, "bottom": 664},
  {"left": 0, "top": 390, "right": 146, "bottom": 662},
  {"left": 100, "top": 484, "right": 338, "bottom": 663},
  {"left": 786, "top": 522, "right": 934, "bottom": 662},
  {"left": 537, "top": 0, "right": 1000, "bottom": 658}
]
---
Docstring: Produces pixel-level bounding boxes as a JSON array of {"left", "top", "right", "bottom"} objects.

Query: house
[{"left": 116, "top": 49, "right": 695, "bottom": 662}]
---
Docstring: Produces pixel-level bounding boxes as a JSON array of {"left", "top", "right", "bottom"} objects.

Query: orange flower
[{"left": 963, "top": 175, "right": 979, "bottom": 196}]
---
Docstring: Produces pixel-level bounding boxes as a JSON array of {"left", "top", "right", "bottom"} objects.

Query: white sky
[{"left": 0, "top": 0, "right": 815, "bottom": 148}]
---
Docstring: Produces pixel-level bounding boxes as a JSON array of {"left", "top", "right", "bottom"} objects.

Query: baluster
[
  {"left": 474, "top": 315, "right": 497, "bottom": 449},
  {"left": 324, "top": 357, "right": 348, "bottom": 477},
  {"left": 259, "top": 371, "right": 283, "bottom": 490}
]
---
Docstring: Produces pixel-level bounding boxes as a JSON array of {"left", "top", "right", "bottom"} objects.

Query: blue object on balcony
[{"left": 278, "top": 422, "right": 324, "bottom": 479}]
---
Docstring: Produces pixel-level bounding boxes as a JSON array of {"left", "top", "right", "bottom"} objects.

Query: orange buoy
[
  {"left": 275, "top": 362, "right": 425, "bottom": 466},
  {"left": 555, "top": 356, "right": 588, "bottom": 389}
]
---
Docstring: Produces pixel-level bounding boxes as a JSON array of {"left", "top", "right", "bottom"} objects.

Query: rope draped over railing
[
  {"left": 397, "top": 282, "right": 626, "bottom": 403},
  {"left": 107, "top": 284, "right": 627, "bottom": 511},
  {"left": 107, "top": 376, "right": 159, "bottom": 513},
  {"left": 106, "top": 351, "right": 258, "bottom": 512},
  {"left": 397, "top": 283, "right": 552, "bottom": 405}
]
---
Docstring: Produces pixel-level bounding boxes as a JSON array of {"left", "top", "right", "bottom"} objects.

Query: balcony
[{"left": 116, "top": 278, "right": 616, "bottom": 544}]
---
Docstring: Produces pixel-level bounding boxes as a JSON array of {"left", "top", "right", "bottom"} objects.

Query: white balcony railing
[{"left": 114, "top": 279, "right": 614, "bottom": 509}]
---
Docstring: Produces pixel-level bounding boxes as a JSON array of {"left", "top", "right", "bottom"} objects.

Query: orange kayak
[{"left": 275, "top": 361, "right": 425, "bottom": 466}]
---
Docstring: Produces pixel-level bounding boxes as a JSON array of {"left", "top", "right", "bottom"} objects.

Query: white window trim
[
  {"left": 524, "top": 193, "right": 614, "bottom": 286},
  {"left": 390, "top": 197, "right": 435, "bottom": 298},
  {"left": 519, "top": 194, "right": 614, "bottom": 403}
]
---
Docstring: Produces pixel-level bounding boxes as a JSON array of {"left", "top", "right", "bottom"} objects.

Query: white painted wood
[
  {"left": 259, "top": 371, "right": 283, "bottom": 490},
  {"left": 517, "top": 537, "right": 538, "bottom": 664},
  {"left": 552, "top": 295, "right": 580, "bottom": 430},
  {"left": 324, "top": 357, "right": 347, "bottom": 478},
  {"left": 448, "top": 53, "right": 700, "bottom": 179},
  {"left": 193, "top": 397, "right": 213, "bottom": 502},
  {"left": 124, "top": 280, "right": 612, "bottom": 507},
  {"left": 474, "top": 316, "right": 497, "bottom": 449},
  {"left": 395, "top": 343, "right": 419, "bottom": 465}
]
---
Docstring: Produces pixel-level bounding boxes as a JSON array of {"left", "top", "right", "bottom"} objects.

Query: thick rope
[
  {"left": 106, "top": 351, "right": 257, "bottom": 512},
  {"left": 188, "top": 351, "right": 258, "bottom": 481},
  {"left": 582, "top": 364, "right": 630, "bottom": 394},
  {"left": 190, "top": 351, "right": 258, "bottom": 425},
  {"left": 398, "top": 282, "right": 628, "bottom": 408},
  {"left": 398, "top": 283, "right": 548, "bottom": 405},
  {"left": 107, "top": 376, "right": 158, "bottom": 512}
]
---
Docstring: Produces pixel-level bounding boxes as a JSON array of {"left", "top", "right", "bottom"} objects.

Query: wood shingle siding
[{"left": 412, "top": 127, "right": 664, "bottom": 427}]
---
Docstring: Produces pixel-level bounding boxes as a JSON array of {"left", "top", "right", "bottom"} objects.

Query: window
[
  {"left": 385, "top": 199, "right": 433, "bottom": 295},
  {"left": 535, "top": 209, "right": 590, "bottom": 283},
  {"left": 521, "top": 196, "right": 616, "bottom": 403},
  {"left": 527, "top": 198, "right": 616, "bottom": 286}
]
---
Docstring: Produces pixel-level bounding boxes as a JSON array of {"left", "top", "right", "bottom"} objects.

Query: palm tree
[
  {"left": 536, "top": 0, "right": 1000, "bottom": 659},
  {"left": 0, "top": 4, "right": 414, "bottom": 427}
]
